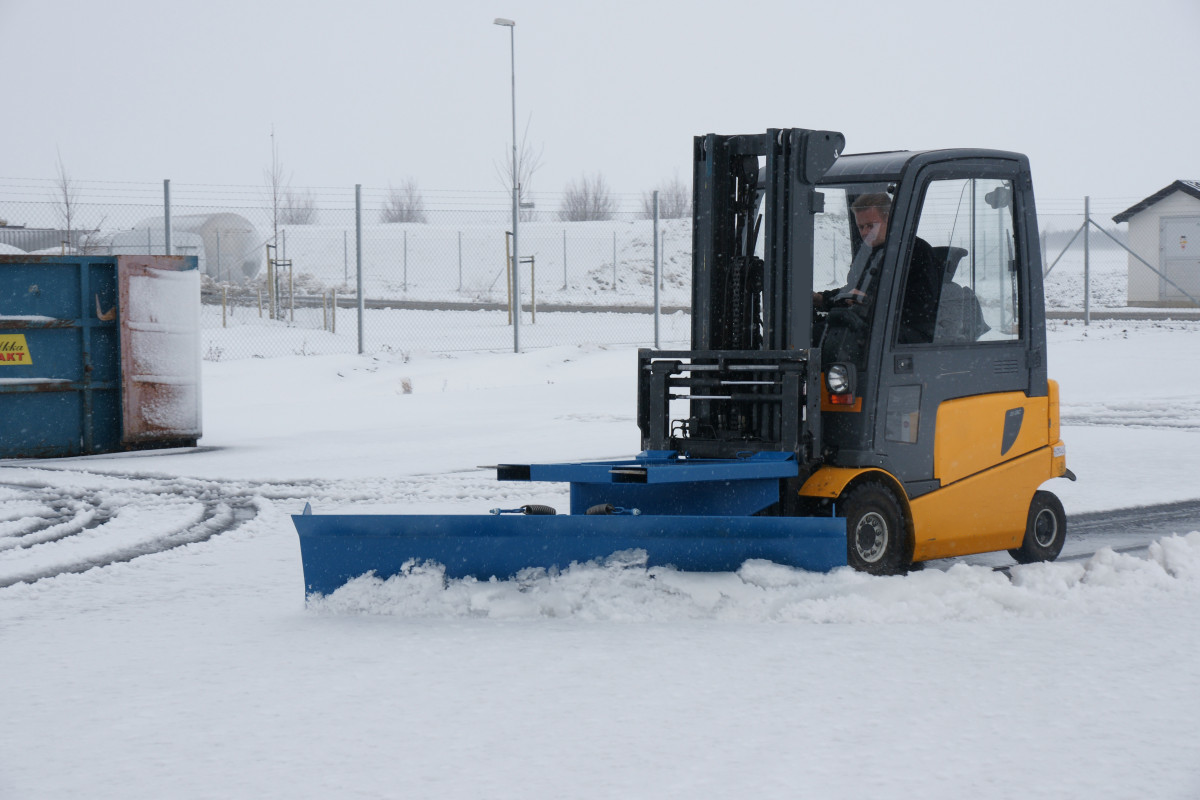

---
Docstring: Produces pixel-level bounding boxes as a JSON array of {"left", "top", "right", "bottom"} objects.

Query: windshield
[{"left": 813, "top": 183, "right": 891, "bottom": 293}]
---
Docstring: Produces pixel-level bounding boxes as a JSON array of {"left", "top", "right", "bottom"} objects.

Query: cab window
[{"left": 900, "top": 178, "right": 1021, "bottom": 344}]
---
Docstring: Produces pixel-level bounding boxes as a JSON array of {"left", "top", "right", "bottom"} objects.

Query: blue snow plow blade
[
  {"left": 293, "top": 512, "right": 846, "bottom": 595},
  {"left": 292, "top": 452, "right": 847, "bottom": 595}
]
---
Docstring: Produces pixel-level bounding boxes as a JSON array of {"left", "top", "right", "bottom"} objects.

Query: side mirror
[{"left": 985, "top": 186, "right": 1012, "bottom": 209}]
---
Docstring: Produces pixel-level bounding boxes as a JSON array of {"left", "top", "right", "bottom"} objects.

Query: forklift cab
[{"left": 813, "top": 150, "right": 1049, "bottom": 500}]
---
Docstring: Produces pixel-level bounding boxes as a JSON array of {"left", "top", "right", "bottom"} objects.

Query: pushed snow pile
[{"left": 309, "top": 532, "right": 1200, "bottom": 622}]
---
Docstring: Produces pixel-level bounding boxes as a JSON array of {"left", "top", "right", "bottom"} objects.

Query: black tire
[
  {"left": 843, "top": 483, "right": 910, "bottom": 575},
  {"left": 1008, "top": 490, "right": 1066, "bottom": 564}
]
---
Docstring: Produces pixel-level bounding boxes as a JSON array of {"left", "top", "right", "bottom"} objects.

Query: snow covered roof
[{"left": 1112, "top": 180, "right": 1200, "bottom": 223}]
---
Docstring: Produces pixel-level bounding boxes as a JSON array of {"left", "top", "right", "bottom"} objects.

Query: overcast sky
[{"left": 3, "top": 0, "right": 1197, "bottom": 214}]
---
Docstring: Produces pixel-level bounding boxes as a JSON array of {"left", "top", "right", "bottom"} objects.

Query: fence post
[
  {"left": 512, "top": 185, "right": 521, "bottom": 353},
  {"left": 562, "top": 229, "right": 568, "bottom": 289},
  {"left": 344, "top": 230, "right": 348, "bottom": 284},
  {"left": 163, "top": 179, "right": 171, "bottom": 256},
  {"left": 356, "top": 184, "right": 364, "bottom": 354},
  {"left": 1040, "top": 229, "right": 1047, "bottom": 275},
  {"left": 1084, "top": 196, "right": 1090, "bottom": 326},
  {"left": 458, "top": 231, "right": 463, "bottom": 292},
  {"left": 653, "top": 190, "right": 660, "bottom": 349},
  {"left": 505, "top": 231, "right": 513, "bottom": 325},
  {"left": 403, "top": 229, "right": 408, "bottom": 292},
  {"left": 612, "top": 231, "right": 617, "bottom": 290},
  {"left": 660, "top": 231, "right": 665, "bottom": 290},
  {"left": 265, "top": 243, "right": 275, "bottom": 320}
]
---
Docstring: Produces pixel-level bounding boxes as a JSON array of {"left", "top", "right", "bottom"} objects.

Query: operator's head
[{"left": 851, "top": 193, "right": 892, "bottom": 248}]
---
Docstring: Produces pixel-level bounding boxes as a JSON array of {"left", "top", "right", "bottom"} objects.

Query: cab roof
[{"left": 821, "top": 148, "right": 1028, "bottom": 184}]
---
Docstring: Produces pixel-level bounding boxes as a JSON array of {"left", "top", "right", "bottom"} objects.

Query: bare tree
[
  {"left": 264, "top": 128, "right": 287, "bottom": 245},
  {"left": 48, "top": 152, "right": 105, "bottom": 253},
  {"left": 52, "top": 151, "right": 80, "bottom": 247},
  {"left": 381, "top": 179, "right": 429, "bottom": 223},
  {"left": 264, "top": 130, "right": 319, "bottom": 229},
  {"left": 281, "top": 188, "right": 318, "bottom": 225},
  {"left": 558, "top": 173, "right": 616, "bottom": 222},
  {"left": 641, "top": 174, "right": 691, "bottom": 220},
  {"left": 494, "top": 114, "right": 544, "bottom": 221}
]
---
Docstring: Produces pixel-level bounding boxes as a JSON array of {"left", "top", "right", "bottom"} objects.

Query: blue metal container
[{"left": 0, "top": 255, "right": 200, "bottom": 458}]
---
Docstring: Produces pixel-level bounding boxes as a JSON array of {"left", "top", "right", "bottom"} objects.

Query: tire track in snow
[
  {"left": 0, "top": 476, "right": 260, "bottom": 588},
  {"left": 0, "top": 489, "right": 115, "bottom": 552},
  {"left": 937, "top": 499, "right": 1200, "bottom": 573},
  {"left": 0, "top": 468, "right": 555, "bottom": 588},
  {"left": 1061, "top": 398, "right": 1200, "bottom": 430}
]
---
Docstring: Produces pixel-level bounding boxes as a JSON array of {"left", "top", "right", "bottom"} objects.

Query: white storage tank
[{"left": 111, "top": 213, "right": 266, "bottom": 283}]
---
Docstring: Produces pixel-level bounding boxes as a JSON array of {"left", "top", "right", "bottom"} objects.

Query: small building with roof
[{"left": 1114, "top": 181, "right": 1200, "bottom": 306}]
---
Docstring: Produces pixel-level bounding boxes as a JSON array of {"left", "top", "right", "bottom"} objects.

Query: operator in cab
[{"left": 814, "top": 192, "right": 941, "bottom": 356}]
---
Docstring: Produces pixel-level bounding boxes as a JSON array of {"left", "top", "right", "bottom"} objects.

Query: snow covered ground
[{"left": 4, "top": 312, "right": 1200, "bottom": 797}]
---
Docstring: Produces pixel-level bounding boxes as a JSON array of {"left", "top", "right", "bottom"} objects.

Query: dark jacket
[
  {"left": 816, "top": 236, "right": 942, "bottom": 363},
  {"left": 815, "top": 236, "right": 938, "bottom": 322}
]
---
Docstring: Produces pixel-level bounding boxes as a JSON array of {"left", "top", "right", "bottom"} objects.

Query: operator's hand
[
  {"left": 842, "top": 288, "right": 867, "bottom": 306},
  {"left": 830, "top": 287, "right": 868, "bottom": 306}
]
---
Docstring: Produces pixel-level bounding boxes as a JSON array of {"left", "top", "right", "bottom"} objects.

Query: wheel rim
[
  {"left": 854, "top": 511, "right": 889, "bottom": 563},
  {"left": 1033, "top": 507, "right": 1058, "bottom": 548}
]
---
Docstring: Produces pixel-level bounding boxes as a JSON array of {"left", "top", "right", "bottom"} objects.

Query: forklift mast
[
  {"left": 638, "top": 129, "right": 845, "bottom": 465},
  {"left": 692, "top": 129, "right": 845, "bottom": 352}
]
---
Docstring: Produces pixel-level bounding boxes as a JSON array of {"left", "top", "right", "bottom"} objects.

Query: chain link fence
[
  {"left": 1038, "top": 198, "right": 1128, "bottom": 314},
  {"left": 1036, "top": 196, "right": 1200, "bottom": 320},
  {"left": 3, "top": 178, "right": 1193, "bottom": 361},
  {"left": 0, "top": 178, "right": 698, "bottom": 361}
]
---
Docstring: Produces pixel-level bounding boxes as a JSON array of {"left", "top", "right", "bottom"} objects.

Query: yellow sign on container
[{"left": 0, "top": 334, "right": 33, "bottom": 365}]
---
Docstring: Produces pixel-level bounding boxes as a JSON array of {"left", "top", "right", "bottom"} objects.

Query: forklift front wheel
[
  {"left": 1008, "top": 490, "right": 1067, "bottom": 564},
  {"left": 843, "top": 483, "right": 909, "bottom": 575}
]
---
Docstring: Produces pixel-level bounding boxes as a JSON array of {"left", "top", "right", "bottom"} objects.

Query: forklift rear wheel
[
  {"left": 844, "top": 484, "right": 909, "bottom": 575},
  {"left": 1008, "top": 490, "right": 1066, "bottom": 564}
]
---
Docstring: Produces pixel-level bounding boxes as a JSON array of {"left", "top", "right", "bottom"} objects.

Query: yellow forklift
[{"left": 294, "top": 128, "right": 1074, "bottom": 593}]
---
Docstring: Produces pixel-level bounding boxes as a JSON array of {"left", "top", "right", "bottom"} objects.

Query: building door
[{"left": 1160, "top": 216, "right": 1200, "bottom": 301}]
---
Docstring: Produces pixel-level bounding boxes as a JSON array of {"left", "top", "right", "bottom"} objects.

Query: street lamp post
[{"left": 494, "top": 16, "right": 520, "bottom": 352}]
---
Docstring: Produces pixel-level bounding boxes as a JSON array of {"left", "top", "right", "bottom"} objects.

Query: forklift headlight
[{"left": 826, "top": 363, "right": 856, "bottom": 395}]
